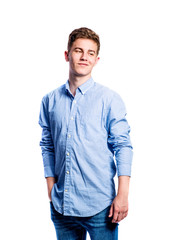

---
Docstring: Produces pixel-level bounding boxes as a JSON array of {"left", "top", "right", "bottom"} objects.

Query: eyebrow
[
  {"left": 74, "top": 47, "right": 96, "bottom": 53},
  {"left": 88, "top": 50, "right": 96, "bottom": 53}
]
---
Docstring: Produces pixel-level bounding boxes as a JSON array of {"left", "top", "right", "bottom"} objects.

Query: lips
[{"left": 78, "top": 63, "right": 88, "bottom": 66}]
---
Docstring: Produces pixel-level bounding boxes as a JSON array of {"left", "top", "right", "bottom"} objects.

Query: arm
[
  {"left": 106, "top": 92, "right": 133, "bottom": 222},
  {"left": 109, "top": 176, "right": 130, "bottom": 223},
  {"left": 39, "top": 97, "right": 56, "bottom": 200}
]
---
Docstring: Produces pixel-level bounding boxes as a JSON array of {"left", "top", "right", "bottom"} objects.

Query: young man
[{"left": 39, "top": 27, "right": 133, "bottom": 240}]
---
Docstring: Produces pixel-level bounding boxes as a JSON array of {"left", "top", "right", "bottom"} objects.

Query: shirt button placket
[{"left": 63, "top": 98, "right": 77, "bottom": 215}]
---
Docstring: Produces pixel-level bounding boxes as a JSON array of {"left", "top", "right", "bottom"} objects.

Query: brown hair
[{"left": 67, "top": 27, "right": 100, "bottom": 55}]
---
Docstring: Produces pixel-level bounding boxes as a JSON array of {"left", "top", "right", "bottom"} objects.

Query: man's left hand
[{"left": 108, "top": 194, "right": 128, "bottom": 223}]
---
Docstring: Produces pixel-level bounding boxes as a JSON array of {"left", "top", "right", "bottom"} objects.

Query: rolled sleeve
[
  {"left": 106, "top": 93, "right": 133, "bottom": 177},
  {"left": 39, "top": 97, "right": 55, "bottom": 178}
]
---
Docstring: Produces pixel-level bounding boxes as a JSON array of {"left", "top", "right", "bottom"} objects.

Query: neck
[{"left": 68, "top": 73, "right": 91, "bottom": 96}]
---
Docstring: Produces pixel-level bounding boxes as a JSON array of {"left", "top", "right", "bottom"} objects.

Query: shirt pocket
[
  {"left": 80, "top": 111, "right": 102, "bottom": 131},
  {"left": 83, "top": 114, "right": 101, "bottom": 125},
  {"left": 78, "top": 108, "right": 102, "bottom": 128}
]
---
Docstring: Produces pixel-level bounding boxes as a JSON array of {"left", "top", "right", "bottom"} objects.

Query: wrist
[
  {"left": 46, "top": 177, "right": 56, "bottom": 200},
  {"left": 117, "top": 191, "right": 129, "bottom": 199},
  {"left": 117, "top": 176, "right": 130, "bottom": 198}
]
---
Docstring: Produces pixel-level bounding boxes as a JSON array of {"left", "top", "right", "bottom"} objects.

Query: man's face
[{"left": 65, "top": 38, "right": 100, "bottom": 79}]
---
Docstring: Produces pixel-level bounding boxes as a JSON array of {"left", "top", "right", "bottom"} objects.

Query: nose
[{"left": 80, "top": 52, "right": 87, "bottom": 61}]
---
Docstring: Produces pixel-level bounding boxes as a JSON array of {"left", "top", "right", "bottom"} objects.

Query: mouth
[{"left": 78, "top": 63, "right": 88, "bottom": 66}]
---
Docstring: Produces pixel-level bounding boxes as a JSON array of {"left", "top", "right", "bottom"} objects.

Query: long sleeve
[
  {"left": 39, "top": 97, "right": 55, "bottom": 178},
  {"left": 106, "top": 93, "right": 133, "bottom": 177}
]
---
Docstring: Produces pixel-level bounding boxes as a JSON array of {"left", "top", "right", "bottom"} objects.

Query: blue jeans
[{"left": 50, "top": 202, "right": 118, "bottom": 240}]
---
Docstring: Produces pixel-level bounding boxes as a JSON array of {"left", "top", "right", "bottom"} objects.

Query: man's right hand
[{"left": 46, "top": 177, "right": 56, "bottom": 201}]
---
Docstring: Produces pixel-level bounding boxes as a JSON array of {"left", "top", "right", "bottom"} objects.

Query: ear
[
  {"left": 94, "top": 56, "right": 100, "bottom": 66},
  {"left": 64, "top": 51, "right": 69, "bottom": 62}
]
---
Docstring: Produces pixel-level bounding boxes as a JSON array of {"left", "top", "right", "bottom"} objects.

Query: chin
[{"left": 75, "top": 71, "right": 89, "bottom": 77}]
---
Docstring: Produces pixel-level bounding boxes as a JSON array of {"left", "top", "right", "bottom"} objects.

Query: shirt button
[
  {"left": 65, "top": 189, "right": 68, "bottom": 192},
  {"left": 68, "top": 134, "right": 71, "bottom": 138},
  {"left": 71, "top": 116, "right": 74, "bottom": 120},
  {"left": 66, "top": 152, "right": 69, "bottom": 156},
  {"left": 74, "top": 100, "right": 77, "bottom": 104},
  {"left": 66, "top": 171, "right": 69, "bottom": 174}
]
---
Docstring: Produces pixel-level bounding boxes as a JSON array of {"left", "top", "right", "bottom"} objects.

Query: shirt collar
[{"left": 65, "top": 77, "right": 94, "bottom": 95}]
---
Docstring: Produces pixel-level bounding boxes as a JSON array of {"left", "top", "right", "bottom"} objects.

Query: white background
[{"left": 0, "top": 0, "right": 169, "bottom": 239}]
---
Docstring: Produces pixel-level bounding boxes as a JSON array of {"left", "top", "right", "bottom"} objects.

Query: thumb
[{"left": 108, "top": 204, "right": 114, "bottom": 217}]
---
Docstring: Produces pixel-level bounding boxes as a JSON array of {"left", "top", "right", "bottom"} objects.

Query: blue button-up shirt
[{"left": 39, "top": 78, "right": 133, "bottom": 217}]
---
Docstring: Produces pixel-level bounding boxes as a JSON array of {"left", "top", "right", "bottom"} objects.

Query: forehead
[{"left": 71, "top": 38, "right": 98, "bottom": 51}]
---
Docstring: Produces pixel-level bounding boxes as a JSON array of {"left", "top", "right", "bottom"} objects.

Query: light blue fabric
[{"left": 39, "top": 78, "right": 133, "bottom": 217}]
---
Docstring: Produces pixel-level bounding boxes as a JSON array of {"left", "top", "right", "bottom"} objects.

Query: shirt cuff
[
  {"left": 44, "top": 166, "right": 55, "bottom": 178},
  {"left": 117, "top": 164, "right": 132, "bottom": 177},
  {"left": 116, "top": 147, "right": 133, "bottom": 177}
]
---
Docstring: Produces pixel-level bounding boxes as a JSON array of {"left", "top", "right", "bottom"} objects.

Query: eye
[
  {"left": 89, "top": 52, "right": 95, "bottom": 56},
  {"left": 75, "top": 49, "right": 82, "bottom": 53}
]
